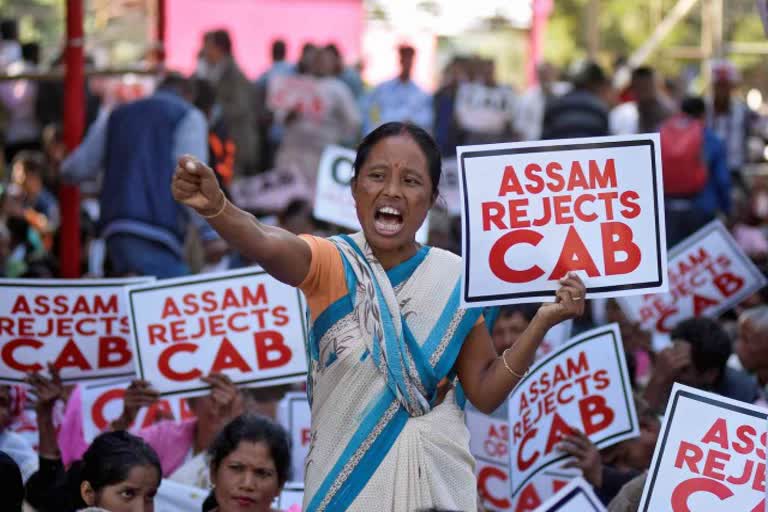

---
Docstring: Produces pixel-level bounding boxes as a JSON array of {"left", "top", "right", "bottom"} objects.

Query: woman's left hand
[{"left": 535, "top": 272, "right": 586, "bottom": 330}]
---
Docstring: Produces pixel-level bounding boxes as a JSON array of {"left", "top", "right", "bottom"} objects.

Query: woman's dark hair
[
  {"left": 353, "top": 122, "right": 442, "bottom": 199},
  {"left": 671, "top": 317, "right": 732, "bottom": 379},
  {"left": 0, "top": 451, "right": 23, "bottom": 512},
  {"left": 208, "top": 414, "right": 291, "bottom": 486},
  {"left": 71, "top": 431, "right": 161, "bottom": 506},
  {"left": 681, "top": 96, "right": 706, "bottom": 119}
]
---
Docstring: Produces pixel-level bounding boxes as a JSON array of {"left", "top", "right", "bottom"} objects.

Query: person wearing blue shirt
[
  {"left": 61, "top": 74, "right": 219, "bottom": 278},
  {"left": 362, "top": 45, "right": 433, "bottom": 135}
]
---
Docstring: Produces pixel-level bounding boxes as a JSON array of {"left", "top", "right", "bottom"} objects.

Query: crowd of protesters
[{"left": 1, "top": 15, "right": 768, "bottom": 512}]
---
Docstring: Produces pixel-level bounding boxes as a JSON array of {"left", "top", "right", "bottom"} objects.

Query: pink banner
[{"left": 166, "top": 0, "right": 364, "bottom": 79}]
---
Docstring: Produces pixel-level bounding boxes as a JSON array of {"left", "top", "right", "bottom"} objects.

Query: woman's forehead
[{"left": 365, "top": 135, "right": 428, "bottom": 169}]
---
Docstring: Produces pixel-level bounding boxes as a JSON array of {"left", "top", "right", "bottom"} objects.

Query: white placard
[
  {"left": 467, "top": 405, "right": 578, "bottom": 511},
  {"left": 267, "top": 74, "right": 327, "bottom": 119},
  {"left": 508, "top": 324, "right": 639, "bottom": 498},
  {"left": 314, "top": 145, "right": 429, "bottom": 243},
  {"left": 127, "top": 268, "right": 307, "bottom": 397},
  {"left": 537, "top": 319, "right": 573, "bottom": 361},
  {"left": 230, "top": 167, "right": 312, "bottom": 213},
  {"left": 277, "top": 391, "right": 311, "bottom": 483},
  {"left": 0, "top": 278, "right": 151, "bottom": 383},
  {"left": 275, "top": 482, "right": 304, "bottom": 509},
  {"left": 534, "top": 477, "right": 607, "bottom": 511},
  {"left": 455, "top": 83, "right": 516, "bottom": 135},
  {"left": 619, "top": 220, "right": 767, "bottom": 333},
  {"left": 458, "top": 135, "right": 668, "bottom": 307},
  {"left": 639, "top": 384, "right": 768, "bottom": 511},
  {"left": 155, "top": 479, "right": 207, "bottom": 512},
  {"left": 80, "top": 379, "right": 192, "bottom": 441}
]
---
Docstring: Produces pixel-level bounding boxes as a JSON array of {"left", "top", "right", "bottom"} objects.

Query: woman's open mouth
[{"left": 374, "top": 205, "right": 404, "bottom": 236}]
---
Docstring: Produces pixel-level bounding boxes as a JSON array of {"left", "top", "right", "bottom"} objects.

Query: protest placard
[
  {"left": 127, "top": 268, "right": 307, "bottom": 397},
  {"left": 619, "top": 220, "right": 767, "bottom": 334},
  {"left": 537, "top": 319, "right": 573, "bottom": 361},
  {"left": 458, "top": 135, "right": 668, "bottom": 307},
  {"left": 467, "top": 404, "right": 578, "bottom": 512},
  {"left": 639, "top": 383, "right": 768, "bottom": 512},
  {"left": 313, "top": 145, "right": 429, "bottom": 242},
  {"left": 230, "top": 167, "right": 311, "bottom": 213},
  {"left": 507, "top": 323, "right": 639, "bottom": 498},
  {"left": 276, "top": 482, "right": 304, "bottom": 509},
  {"left": 155, "top": 479, "right": 207, "bottom": 512},
  {"left": 467, "top": 405, "right": 512, "bottom": 510},
  {"left": 80, "top": 379, "right": 192, "bottom": 441},
  {"left": 455, "top": 83, "right": 516, "bottom": 135},
  {"left": 0, "top": 278, "right": 151, "bottom": 383},
  {"left": 534, "top": 477, "right": 607, "bottom": 512},
  {"left": 277, "top": 391, "right": 311, "bottom": 483},
  {"left": 267, "top": 74, "right": 326, "bottom": 119}
]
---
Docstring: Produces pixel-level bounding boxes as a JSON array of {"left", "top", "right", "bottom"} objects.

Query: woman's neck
[{"left": 371, "top": 241, "right": 418, "bottom": 270}]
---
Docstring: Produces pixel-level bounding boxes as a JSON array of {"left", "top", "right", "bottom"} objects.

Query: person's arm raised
[
  {"left": 172, "top": 155, "right": 312, "bottom": 287},
  {"left": 455, "top": 273, "right": 586, "bottom": 414}
]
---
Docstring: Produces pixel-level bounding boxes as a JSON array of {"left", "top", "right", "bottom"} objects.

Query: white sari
[{"left": 302, "top": 233, "right": 483, "bottom": 511}]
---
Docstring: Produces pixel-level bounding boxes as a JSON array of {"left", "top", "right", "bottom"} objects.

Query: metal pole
[
  {"left": 157, "top": 0, "right": 166, "bottom": 63},
  {"left": 586, "top": 0, "right": 600, "bottom": 60},
  {"left": 60, "top": 0, "right": 84, "bottom": 278}
]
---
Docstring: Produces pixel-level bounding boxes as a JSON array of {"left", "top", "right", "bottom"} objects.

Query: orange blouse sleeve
[{"left": 298, "top": 235, "right": 349, "bottom": 322}]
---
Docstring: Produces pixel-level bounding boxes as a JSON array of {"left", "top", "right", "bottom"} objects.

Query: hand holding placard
[
  {"left": 535, "top": 272, "right": 587, "bottom": 330},
  {"left": 201, "top": 372, "right": 244, "bottom": 422},
  {"left": 26, "top": 363, "right": 64, "bottom": 416},
  {"left": 113, "top": 379, "right": 160, "bottom": 431}
]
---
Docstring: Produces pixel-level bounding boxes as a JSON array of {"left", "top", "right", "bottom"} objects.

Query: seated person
[
  {"left": 558, "top": 395, "right": 660, "bottom": 504},
  {"left": 203, "top": 414, "right": 295, "bottom": 512},
  {"left": 643, "top": 317, "right": 759, "bottom": 413},
  {"left": 25, "top": 430, "right": 161, "bottom": 512}
]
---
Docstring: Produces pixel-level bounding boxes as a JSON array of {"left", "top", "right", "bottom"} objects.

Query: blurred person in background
[
  {"left": 643, "top": 317, "right": 759, "bottom": 414},
  {"left": 557, "top": 396, "right": 660, "bottom": 505},
  {"left": 199, "top": 29, "right": 260, "bottom": 176},
  {"left": 10, "top": 150, "right": 59, "bottom": 248},
  {"left": 609, "top": 67, "right": 674, "bottom": 135},
  {"left": 35, "top": 52, "right": 101, "bottom": 132},
  {"left": 0, "top": 42, "right": 41, "bottom": 161},
  {"left": 735, "top": 305, "right": 768, "bottom": 402},
  {"left": 707, "top": 60, "right": 754, "bottom": 190},
  {"left": 362, "top": 45, "right": 433, "bottom": 134},
  {"left": 60, "top": 73, "right": 219, "bottom": 278},
  {"left": 0, "top": 385, "right": 37, "bottom": 483},
  {"left": 274, "top": 45, "right": 360, "bottom": 188},
  {"left": 541, "top": 61, "right": 610, "bottom": 140},
  {"left": 661, "top": 96, "right": 730, "bottom": 246},
  {"left": 515, "top": 61, "right": 569, "bottom": 141},
  {"left": 0, "top": 18, "right": 21, "bottom": 70},
  {"left": 327, "top": 43, "right": 365, "bottom": 100},
  {"left": 193, "top": 78, "right": 236, "bottom": 191},
  {"left": 433, "top": 57, "right": 468, "bottom": 156},
  {"left": 255, "top": 39, "right": 293, "bottom": 89}
]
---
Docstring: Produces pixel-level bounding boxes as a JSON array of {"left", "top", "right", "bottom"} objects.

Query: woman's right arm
[{"left": 172, "top": 155, "right": 311, "bottom": 287}]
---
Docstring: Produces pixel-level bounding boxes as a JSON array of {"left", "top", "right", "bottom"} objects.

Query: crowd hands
[
  {"left": 0, "top": 13, "right": 768, "bottom": 512},
  {"left": 3, "top": 365, "right": 294, "bottom": 512}
]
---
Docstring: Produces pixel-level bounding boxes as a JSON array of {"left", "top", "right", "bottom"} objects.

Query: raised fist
[{"left": 171, "top": 155, "right": 225, "bottom": 216}]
